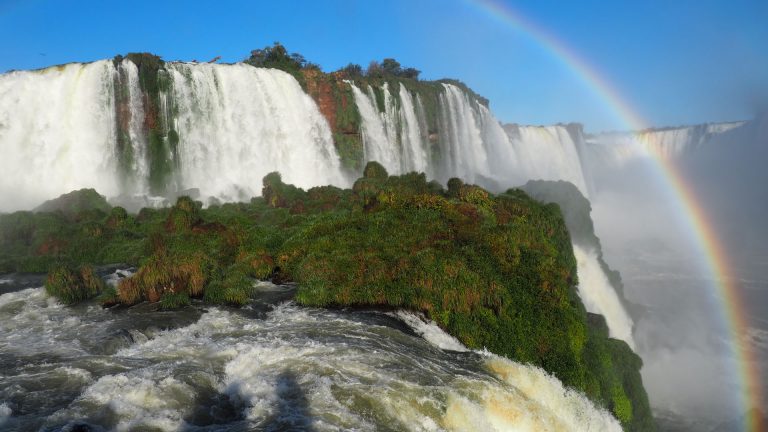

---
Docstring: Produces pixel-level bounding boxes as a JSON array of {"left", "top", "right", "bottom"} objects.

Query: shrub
[{"left": 45, "top": 264, "right": 104, "bottom": 304}]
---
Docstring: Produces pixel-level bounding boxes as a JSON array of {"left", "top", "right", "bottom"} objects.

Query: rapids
[{"left": 0, "top": 272, "right": 621, "bottom": 431}]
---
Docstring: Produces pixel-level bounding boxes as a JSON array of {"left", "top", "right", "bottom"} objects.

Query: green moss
[
  {"left": 148, "top": 129, "right": 172, "bottom": 194},
  {"left": 119, "top": 52, "right": 175, "bottom": 195},
  {"left": 333, "top": 132, "right": 363, "bottom": 172}
]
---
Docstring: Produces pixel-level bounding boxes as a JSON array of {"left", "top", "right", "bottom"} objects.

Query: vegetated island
[{"left": 0, "top": 163, "right": 653, "bottom": 431}]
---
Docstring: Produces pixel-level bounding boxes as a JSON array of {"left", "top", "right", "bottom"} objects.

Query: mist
[{"left": 584, "top": 114, "right": 768, "bottom": 429}]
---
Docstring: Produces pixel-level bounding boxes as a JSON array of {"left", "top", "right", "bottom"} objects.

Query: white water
[
  {"left": 349, "top": 83, "right": 400, "bottom": 172},
  {"left": 394, "top": 311, "right": 468, "bottom": 352},
  {"left": 168, "top": 63, "right": 345, "bottom": 202},
  {"left": 0, "top": 286, "right": 621, "bottom": 431},
  {"left": 0, "top": 61, "right": 346, "bottom": 211},
  {"left": 437, "top": 84, "right": 493, "bottom": 184},
  {"left": 350, "top": 82, "right": 592, "bottom": 197},
  {"left": 398, "top": 84, "right": 430, "bottom": 174},
  {"left": 505, "top": 124, "right": 590, "bottom": 196},
  {"left": 0, "top": 61, "right": 120, "bottom": 211},
  {"left": 0, "top": 403, "right": 10, "bottom": 426},
  {"left": 349, "top": 82, "right": 430, "bottom": 175},
  {"left": 573, "top": 243, "right": 635, "bottom": 348}
]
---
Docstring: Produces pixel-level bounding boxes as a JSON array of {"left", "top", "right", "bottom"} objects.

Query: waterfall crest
[{"left": 585, "top": 122, "right": 745, "bottom": 169}]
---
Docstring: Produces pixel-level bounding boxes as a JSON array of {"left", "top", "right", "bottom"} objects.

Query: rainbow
[{"left": 465, "top": 0, "right": 765, "bottom": 430}]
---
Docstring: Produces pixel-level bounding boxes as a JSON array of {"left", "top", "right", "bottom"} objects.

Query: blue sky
[{"left": 1, "top": 0, "right": 766, "bottom": 132}]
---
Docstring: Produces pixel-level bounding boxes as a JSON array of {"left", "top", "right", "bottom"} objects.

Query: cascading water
[
  {"left": 0, "top": 61, "right": 346, "bottom": 211},
  {"left": 116, "top": 59, "right": 150, "bottom": 193},
  {"left": 0, "top": 278, "right": 622, "bottom": 431},
  {"left": 437, "top": 84, "right": 492, "bottom": 184},
  {"left": 348, "top": 82, "right": 430, "bottom": 176},
  {"left": 0, "top": 61, "right": 120, "bottom": 211},
  {"left": 573, "top": 244, "right": 635, "bottom": 348},
  {"left": 504, "top": 124, "right": 590, "bottom": 196},
  {"left": 352, "top": 82, "right": 590, "bottom": 196},
  {"left": 397, "top": 84, "right": 429, "bottom": 174},
  {"left": 349, "top": 83, "right": 400, "bottom": 173},
  {"left": 167, "top": 63, "right": 345, "bottom": 202}
]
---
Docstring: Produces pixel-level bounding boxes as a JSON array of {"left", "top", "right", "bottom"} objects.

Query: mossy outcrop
[
  {"left": 0, "top": 165, "right": 653, "bottom": 430},
  {"left": 519, "top": 180, "right": 640, "bottom": 314},
  {"left": 34, "top": 188, "right": 111, "bottom": 220}
]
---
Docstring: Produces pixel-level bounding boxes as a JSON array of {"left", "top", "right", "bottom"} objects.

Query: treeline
[{"left": 244, "top": 42, "right": 421, "bottom": 80}]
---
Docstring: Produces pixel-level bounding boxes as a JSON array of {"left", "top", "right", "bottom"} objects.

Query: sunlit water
[{"left": 0, "top": 270, "right": 620, "bottom": 432}]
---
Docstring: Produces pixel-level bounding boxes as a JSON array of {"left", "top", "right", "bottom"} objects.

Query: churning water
[{"left": 0, "top": 271, "right": 620, "bottom": 432}]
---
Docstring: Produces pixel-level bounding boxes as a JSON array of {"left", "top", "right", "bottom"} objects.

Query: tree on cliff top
[
  {"left": 245, "top": 42, "right": 318, "bottom": 74},
  {"left": 364, "top": 58, "right": 420, "bottom": 80}
]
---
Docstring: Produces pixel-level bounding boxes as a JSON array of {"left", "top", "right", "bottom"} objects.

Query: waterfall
[
  {"left": 573, "top": 244, "right": 635, "bottom": 348},
  {"left": 348, "top": 82, "right": 431, "bottom": 176},
  {"left": 116, "top": 59, "right": 150, "bottom": 193},
  {"left": 167, "top": 63, "right": 344, "bottom": 202},
  {"left": 349, "top": 81, "right": 591, "bottom": 196},
  {"left": 503, "top": 124, "right": 591, "bottom": 196},
  {"left": 0, "top": 61, "right": 346, "bottom": 211},
  {"left": 397, "top": 84, "right": 429, "bottom": 174},
  {"left": 437, "top": 84, "right": 491, "bottom": 183},
  {"left": 348, "top": 83, "right": 400, "bottom": 173},
  {"left": 584, "top": 122, "right": 746, "bottom": 170},
  {"left": 0, "top": 61, "right": 120, "bottom": 211}
]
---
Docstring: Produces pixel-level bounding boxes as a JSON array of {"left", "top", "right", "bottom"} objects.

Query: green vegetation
[
  {"left": 365, "top": 58, "right": 421, "bottom": 80},
  {"left": 244, "top": 42, "right": 320, "bottom": 89},
  {"left": 520, "top": 180, "right": 633, "bottom": 306},
  {"left": 44, "top": 264, "right": 104, "bottom": 305},
  {"left": 34, "top": 188, "right": 111, "bottom": 219},
  {"left": 0, "top": 166, "right": 653, "bottom": 430},
  {"left": 584, "top": 314, "right": 654, "bottom": 431}
]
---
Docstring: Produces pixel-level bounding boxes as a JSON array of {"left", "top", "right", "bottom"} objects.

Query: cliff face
[
  {"left": 300, "top": 67, "right": 491, "bottom": 178},
  {"left": 302, "top": 68, "right": 364, "bottom": 172}
]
